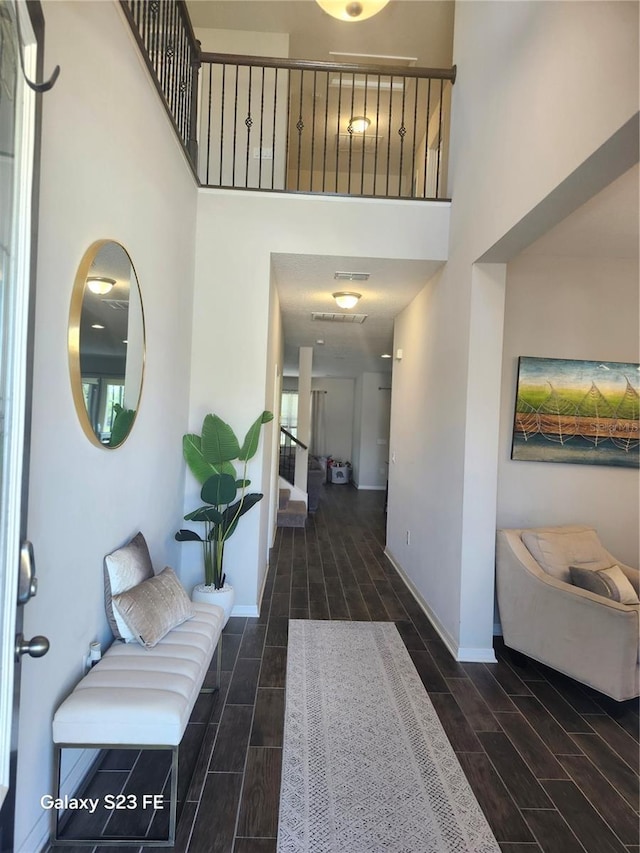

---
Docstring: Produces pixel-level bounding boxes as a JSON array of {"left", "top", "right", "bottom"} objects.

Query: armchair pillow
[
  {"left": 521, "top": 527, "right": 612, "bottom": 583},
  {"left": 104, "top": 532, "right": 154, "bottom": 641},
  {"left": 112, "top": 567, "right": 194, "bottom": 649},
  {"left": 570, "top": 564, "right": 640, "bottom": 605}
]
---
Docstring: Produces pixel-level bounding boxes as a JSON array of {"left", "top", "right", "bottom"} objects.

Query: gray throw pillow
[
  {"left": 569, "top": 564, "right": 640, "bottom": 605},
  {"left": 104, "top": 532, "right": 154, "bottom": 641}
]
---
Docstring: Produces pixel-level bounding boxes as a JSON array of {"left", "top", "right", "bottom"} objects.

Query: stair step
[
  {"left": 279, "top": 488, "right": 291, "bottom": 509},
  {"left": 277, "top": 500, "right": 307, "bottom": 528}
]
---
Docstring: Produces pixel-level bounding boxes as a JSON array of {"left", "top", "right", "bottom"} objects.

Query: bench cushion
[{"left": 53, "top": 602, "right": 224, "bottom": 747}]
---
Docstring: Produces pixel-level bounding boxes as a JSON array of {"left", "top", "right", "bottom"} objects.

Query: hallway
[{"left": 53, "top": 485, "right": 638, "bottom": 853}]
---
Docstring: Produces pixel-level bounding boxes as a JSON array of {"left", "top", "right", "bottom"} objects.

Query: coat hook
[{"left": 14, "top": 3, "right": 60, "bottom": 93}]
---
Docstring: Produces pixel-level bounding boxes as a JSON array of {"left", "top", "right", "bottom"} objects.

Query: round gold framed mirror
[{"left": 69, "top": 240, "right": 145, "bottom": 448}]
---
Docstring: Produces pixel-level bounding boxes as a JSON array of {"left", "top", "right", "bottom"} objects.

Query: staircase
[{"left": 277, "top": 487, "right": 307, "bottom": 528}]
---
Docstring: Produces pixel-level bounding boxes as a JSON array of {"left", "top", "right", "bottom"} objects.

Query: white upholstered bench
[{"left": 51, "top": 601, "right": 224, "bottom": 847}]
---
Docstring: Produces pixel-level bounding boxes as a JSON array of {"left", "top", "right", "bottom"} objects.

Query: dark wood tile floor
[{"left": 49, "top": 485, "right": 639, "bottom": 853}]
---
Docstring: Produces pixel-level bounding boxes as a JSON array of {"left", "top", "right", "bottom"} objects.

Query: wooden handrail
[
  {"left": 280, "top": 426, "right": 308, "bottom": 450},
  {"left": 200, "top": 52, "right": 456, "bottom": 83}
]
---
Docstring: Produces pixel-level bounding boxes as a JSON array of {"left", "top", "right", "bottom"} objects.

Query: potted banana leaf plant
[{"left": 176, "top": 410, "right": 273, "bottom": 624}]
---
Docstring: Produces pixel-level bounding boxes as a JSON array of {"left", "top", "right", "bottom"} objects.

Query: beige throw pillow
[
  {"left": 112, "top": 567, "right": 194, "bottom": 649},
  {"left": 569, "top": 564, "right": 640, "bottom": 605},
  {"left": 104, "top": 532, "right": 154, "bottom": 642},
  {"left": 522, "top": 528, "right": 612, "bottom": 583}
]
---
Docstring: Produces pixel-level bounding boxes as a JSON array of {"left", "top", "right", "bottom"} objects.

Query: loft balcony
[{"left": 121, "top": 0, "right": 455, "bottom": 201}]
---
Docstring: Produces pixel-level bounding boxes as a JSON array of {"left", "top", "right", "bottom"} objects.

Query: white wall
[
  {"left": 387, "top": 0, "right": 638, "bottom": 660},
  {"left": 188, "top": 190, "right": 449, "bottom": 612},
  {"left": 497, "top": 253, "right": 640, "bottom": 566},
  {"left": 352, "top": 372, "right": 391, "bottom": 489},
  {"left": 16, "top": 3, "right": 198, "bottom": 850},
  {"left": 311, "top": 378, "right": 355, "bottom": 463}
]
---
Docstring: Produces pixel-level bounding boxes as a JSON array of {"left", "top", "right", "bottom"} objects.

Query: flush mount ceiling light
[
  {"left": 87, "top": 276, "right": 116, "bottom": 295},
  {"left": 348, "top": 115, "right": 371, "bottom": 133},
  {"left": 316, "top": 0, "right": 390, "bottom": 22},
  {"left": 333, "top": 291, "right": 361, "bottom": 309}
]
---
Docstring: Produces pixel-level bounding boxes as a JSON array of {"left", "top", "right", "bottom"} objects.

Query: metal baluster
[
  {"left": 435, "top": 78, "right": 444, "bottom": 199},
  {"left": 423, "top": 78, "right": 431, "bottom": 199},
  {"left": 373, "top": 75, "right": 381, "bottom": 197},
  {"left": 206, "top": 62, "right": 213, "bottom": 185},
  {"left": 258, "top": 67, "right": 265, "bottom": 189},
  {"left": 322, "top": 72, "right": 329, "bottom": 193},
  {"left": 360, "top": 72, "right": 368, "bottom": 196},
  {"left": 245, "top": 65, "right": 253, "bottom": 188},
  {"left": 284, "top": 68, "right": 291, "bottom": 190},
  {"left": 347, "top": 72, "right": 355, "bottom": 195},
  {"left": 310, "top": 71, "right": 317, "bottom": 193},
  {"left": 385, "top": 76, "right": 393, "bottom": 197},
  {"left": 272, "top": 68, "right": 278, "bottom": 190},
  {"left": 218, "top": 64, "right": 225, "bottom": 186},
  {"left": 398, "top": 74, "right": 407, "bottom": 197},
  {"left": 296, "top": 70, "right": 304, "bottom": 191},
  {"left": 335, "top": 72, "right": 342, "bottom": 194},
  {"left": 410, "top": 78, "right": 419, "bottom": 198},
  {"left": 232, "top": 65, "right": 239, "bottom": 187}
]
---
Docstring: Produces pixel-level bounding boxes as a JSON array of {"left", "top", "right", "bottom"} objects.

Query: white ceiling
[{"left": 273, "top": 254, "right": 443, "bottom": 376}]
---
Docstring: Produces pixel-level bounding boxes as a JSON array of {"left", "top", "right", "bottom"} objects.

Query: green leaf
[
  {"left": 238, "top": 411, "right": 274, "bottom": 461},
  {"left": 201, "top": 472, "right": 237, "bottom": 507},
  {"left": 220, "top": 492, "right": 264, "bottom": 539},
  {"left": 184, "top": 505, "right": 224, "bottom": 523},
  {"left": 201, "top": 414, "right": 240, "bottom": 465},
  {"left": 175, "top": 529, "right": 203, "bottom": 542},
  {"left": 183, "top": 434, "right": 217, "bottom": 484},
  {"left": 109, "top": 407, "right": 135, "bottom": 447},
  {"left": 235, "top": 479, "right": 251, "bottom": 489}
]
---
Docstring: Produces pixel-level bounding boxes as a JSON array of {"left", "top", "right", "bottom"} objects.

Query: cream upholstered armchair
[{"left": 496, "top": 525, "right": 639, "bottom": 702}]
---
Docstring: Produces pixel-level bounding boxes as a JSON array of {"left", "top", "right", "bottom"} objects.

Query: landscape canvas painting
[{"left": 511, "top": 357, "right": 640, "bottom": 468}]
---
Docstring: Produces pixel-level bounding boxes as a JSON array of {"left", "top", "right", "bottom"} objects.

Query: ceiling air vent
[
  {"left": 334, "top": 271, "right": 370, "bottom": 281},
  {"left": 311, "top": 312, "right": 368, "bottom": 324}
]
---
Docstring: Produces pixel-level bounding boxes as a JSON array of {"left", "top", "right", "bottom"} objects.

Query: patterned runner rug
[{"left": 277, "top": 620, "right": 501, "bottom": 853}]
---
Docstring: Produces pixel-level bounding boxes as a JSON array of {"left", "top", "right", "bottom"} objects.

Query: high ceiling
[{"left": 185, "top": 2, "right": 639, "bottom": 379}]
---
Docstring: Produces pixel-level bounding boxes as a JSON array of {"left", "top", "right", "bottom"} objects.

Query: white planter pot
[{"left": 192, "top": 582, "right": 235, "bottom": 627}]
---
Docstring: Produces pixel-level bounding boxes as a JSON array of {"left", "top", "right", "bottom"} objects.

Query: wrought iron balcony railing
[{"left": 120, "top": 0, "right": 455, "bottom": 201}]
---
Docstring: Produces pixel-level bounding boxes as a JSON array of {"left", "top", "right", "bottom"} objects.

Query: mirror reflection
[{"left": 69, "top": 240, "right": 145, "bottom": 448}]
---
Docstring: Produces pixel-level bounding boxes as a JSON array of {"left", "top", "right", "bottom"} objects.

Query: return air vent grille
[{"left": 311, "top": 312, "right": 368, "bottom": 324}]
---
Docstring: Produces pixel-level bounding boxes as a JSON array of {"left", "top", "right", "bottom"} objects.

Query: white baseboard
[
  {"left": 384, "top": 547, "right": 496, "bottom": 663},
  {"left": 231, "top": 604, "right": 259, "bottom": 617},
  {"left": 355, "top": 485, "right": 386, "bottom": 491}
]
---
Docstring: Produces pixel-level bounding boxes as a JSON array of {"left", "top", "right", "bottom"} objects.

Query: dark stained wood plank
[
  {"left": 512, "top": 696, "right": 584, "bottom": 756},
  {"left": 343, "top": 585, "right": 371, "bottom": 619},
  {"left": 290, "top": 607, "right": 309, "bottom": 619},
  {"left": 239, "top": 622, "right": 267, "bottom": 659},
  {"left": 189, "top": 772, "right": 243, "bottom": 853},
  {"left": 395, "top": 619, "right": 426, "bottom": 651},
  {"left": 227, "top": 658, "right": 261, "bottom": 706},
  {"left": 236, "top": 747, "right": 283, "bottom": 838},
  {"left": 426, "top": 640, "right": 467, "bottom": 679},
  {"left": 290, "top": 584, "right": 309, "bottom": 610},
  {"left": 483, "top": 659, "right": 533, "bottom": 697},
  {"left": 259, "top": 645, "right": 286, "bottom": 691},
  {"left": 265, "top": 616, "right": 289, "bottom": 647},
  {"left": 57, "top": 770, "right": 128, "bottom": 840},
  {"left": 571, "top": 733, "right": 640, "bottom": 811},
  {"left": 375, "top": 580, "right": 408, "bottom": 620},
  {"left": 463, "top": 663, "right": 519, "bottom": 712},
  {"left": 495, "top": 712, "right": 569, "bottom": 781},
  {"left": 269, "top": 591, "right": 291, "bottom": 618},
  {"left": 430, "top": 692, "right": 484, "bottom": 753},
  {"left": 210, "top": 705, "right": 253, "bottom": 773},
  {"left": 408, "top": 649, "right": 449, "bottom": 693},
  {"left": 522, "top": 807, "right": 586, "bottom": 853},
  {"left": 103, "top": 751, "right": 171, "bottom": 838},
  {"left": 527, "top": 682, "right": 595, "bottom": 734},
  {"left": 234, "top": 839, "right": 277, "bottom": 853},
  {"left": 273, "top": 573, "right": 292, "bottom": 594},
  {"left": 558, "top": 754, "right": 640, "bottom": 845},
  {"left": 479, "top": 732, "right": 553, "bottom": 808},
  {"left": 457, "top": 752, "right": 534, "bottom": 843},
  {"left": 186, "top": 723, "right": 218, "bottom": 802},
  {"left": 542, "top": 779, "right": 628, "bottom": 853},
  {"left": 542, "top": 669, "right": 608, "bottom": 715},
  {"left": 447, "top": 678, "right": 502, "bottom": 732},
  {"left": 326, "top": 587, "right": 350, "bottom": 619},
  {"left": 251, "top": 688, "right": 285, "bottom": 748},
  {"left": 498, "top": 844, "right": 542, "bottom": 853},
  {"left": 582, "top": 715, "right": 639, "bottom": 771},
  {"left": 358, "top": 583, "right": 389, "bottom": 620},
  {"left": 224, "top": 617, "right": 248, "bottom": 635},
  {"left": 221, "top": 633, "right": 242, "bottom": 671}
]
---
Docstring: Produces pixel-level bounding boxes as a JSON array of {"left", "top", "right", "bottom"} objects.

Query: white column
[{"left": 295, "top": 346, "right": 312, "bottom": 493}]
